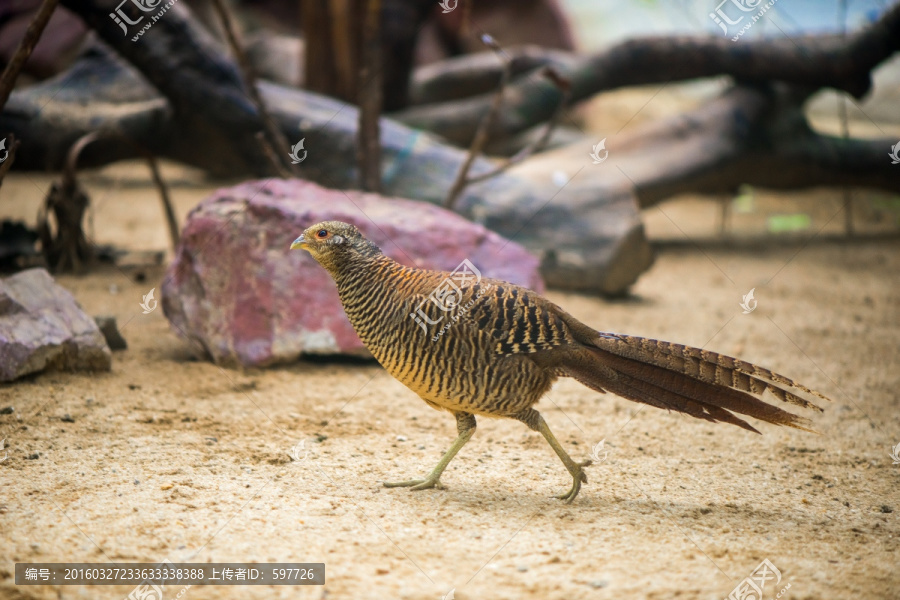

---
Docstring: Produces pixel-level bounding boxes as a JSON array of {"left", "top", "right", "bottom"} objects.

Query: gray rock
[
  {"left": 162, "top": 179, "right": 544, "bottom": 367},
  {"left": 0, "top": 268, "right": 111, "bottom": 382}
]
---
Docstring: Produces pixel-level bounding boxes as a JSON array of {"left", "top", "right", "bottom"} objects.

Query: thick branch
[
  {"left": 395, "top": 4, "right": 900, "bottom": 144},
  {"left": 409, "top": 45, "right": 574, "bottom": 105},
  {"left": 0, "top": 0, "right": 59, "bottom": 111},
  {"left": 60, "top": 0, "right": 276, "bottom": 176},
  {"left": 508, "top": 83, "right": 900, "bottom": 215}
]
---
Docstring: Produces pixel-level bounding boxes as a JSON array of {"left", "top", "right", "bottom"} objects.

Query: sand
[{"left": 1, "top": 171, "right": 898, "bottom": 599}]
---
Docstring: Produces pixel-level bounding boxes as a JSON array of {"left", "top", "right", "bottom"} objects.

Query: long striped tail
[{"left": 565, "top": 334, "right": 830, "bottom": 433}]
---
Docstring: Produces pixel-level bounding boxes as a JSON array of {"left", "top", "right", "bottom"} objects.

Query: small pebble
[
  {"left": 589, "top": 580, "right": 609, "bottom": 589},
  {"left": 417, "top": 445, "right": 426, "bottom": 450},
  {"left": 516, "top": 565, "right": 528, "bottom": 572},
  {"left": 61, "top": 414, "right": 75, "bottom": 423},
  {"left": 161, "top": 483, "right": 174, "bottom": 490},
  {"left": 880, "top": 505, "right": 893, "bottom": 513},
  {"left": 396, "top": 435, "right": 407, "bottom": 442},
  {"left": 26, "top": 453, "right": 39, "bottom": 460},
  {"left": 0, "top": 406, "right": 13, "bottom": 415},
  {"left": 134, "top": 479, "right": 140, "bottom": 485},
  {"left": 94, "top": 315, "right": 127, "bottom": 350}
]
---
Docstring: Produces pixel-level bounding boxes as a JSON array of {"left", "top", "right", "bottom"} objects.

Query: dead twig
[
  {"left": 38, "top": 132, "right": 180, "bottom": 272},
  {"left": 444, "top": 34, "right": 511, "bottom": 211},
  {"left": 357, "top": 0, "right": 383, "bottom": 192},
  {"left": 254, "top": 132, "right": 291, "bottom": 179},
  {"left": 38, "top": 132, "right": 96, "bottom": 272},
  {"left": 444, "top": 40, "right": 570, "bottom": 211},
  {"left": 143, "top": 153, "right": 179, "bottom": 250},
  {"left": 0, "top": 0, "right": 59, "bottom": 112},
  {"left": 466, "top": 67, "right": 571, "bottom": 185},
  {"left": 105, "top": 132, "right": 180, "bottom": 252},
  {"left": 210, "top": 0, "right": 297, "bottom": 177}
]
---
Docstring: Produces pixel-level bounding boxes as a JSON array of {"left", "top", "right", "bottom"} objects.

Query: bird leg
[
  {"left": 384, "top": 411, "right": 476, "bottom": 491},
  {"left": 513, "top": 408, "right": 591, "bottom": 503}
]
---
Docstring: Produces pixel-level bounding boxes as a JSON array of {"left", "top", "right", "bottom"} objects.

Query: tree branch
[
  {"left": 0, "top": 0, "right": 59, "bottom": 112},
  {"left": 395, "top": 4, "right": 900, "bottom": 145}
]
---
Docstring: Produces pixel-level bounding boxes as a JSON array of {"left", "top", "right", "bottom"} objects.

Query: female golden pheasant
[{"left": 291, "top": 221, "right": 828, "bottom": 503}]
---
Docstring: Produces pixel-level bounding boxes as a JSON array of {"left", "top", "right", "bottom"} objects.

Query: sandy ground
[{"left": 1, "top": 163, "right": 899, "bottom": 600}]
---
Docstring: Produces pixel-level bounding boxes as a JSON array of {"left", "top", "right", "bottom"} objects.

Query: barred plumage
[{"left": 292, "top": 221, "right": 831, "bottom": 503}]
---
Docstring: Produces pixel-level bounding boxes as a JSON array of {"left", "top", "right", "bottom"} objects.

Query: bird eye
[{"left": 317, "top": 229, "right": 328, "bottom": 238}]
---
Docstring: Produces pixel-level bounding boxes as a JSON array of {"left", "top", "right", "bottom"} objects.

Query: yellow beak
[{"left": 290, "top": 234, "right": 307, "bottom": 250}]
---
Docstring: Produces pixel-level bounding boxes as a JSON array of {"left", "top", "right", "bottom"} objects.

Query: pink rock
[{"left": 162, "top": 179, "right": 544, "bottom": 367}]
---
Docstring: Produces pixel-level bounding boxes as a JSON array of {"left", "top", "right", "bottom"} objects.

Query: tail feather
[
  {"left": 559, "top": 343, "right": 819, "bottom": 433},
  {"left": 606, "top": 368, "right": 763, "bottom": 433},
  {"left": 591, "top": 334, "right": 830, "bottom": 413}
]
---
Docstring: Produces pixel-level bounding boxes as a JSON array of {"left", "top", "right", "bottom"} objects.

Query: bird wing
[
  {"left": 462, "top": 280, "right": 584, "bottom": 355},
  {"left": 402, "top": 276, "right": 578, "bottom": 356}
]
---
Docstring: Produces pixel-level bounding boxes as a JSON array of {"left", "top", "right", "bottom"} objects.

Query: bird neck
[{"left": 329, "top": 251, "right": 405, "bottom": 295}]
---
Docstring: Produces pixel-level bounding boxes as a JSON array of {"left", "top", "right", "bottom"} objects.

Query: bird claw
[
  {"left": 383, "top": 477, "right": 444, "bottom": 491},
  {"left": 554, "top": 461, "right": 591, "bottom": 503}
]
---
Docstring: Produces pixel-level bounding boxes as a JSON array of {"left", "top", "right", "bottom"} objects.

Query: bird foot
[
  {"left": 383, "top": 476, "right": 444, "bottom": 491},
  {"left": 554, "top": 460, "right": 591, "bottom": 504}
]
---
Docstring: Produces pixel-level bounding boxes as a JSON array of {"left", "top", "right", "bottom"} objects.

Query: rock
[
  {"left": 162, "top": 179, "right": 544, "bottom": 367},
  {"left": 0, "top": 268, "right": 111, "bottom": 382},
  {"left": 94, "top": 315, "right": 127, "bottom": 350}
]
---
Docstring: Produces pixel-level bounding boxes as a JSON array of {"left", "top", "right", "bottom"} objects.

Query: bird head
[{"left": 291, "top": 221, "right": 381, "bottom": 273}]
